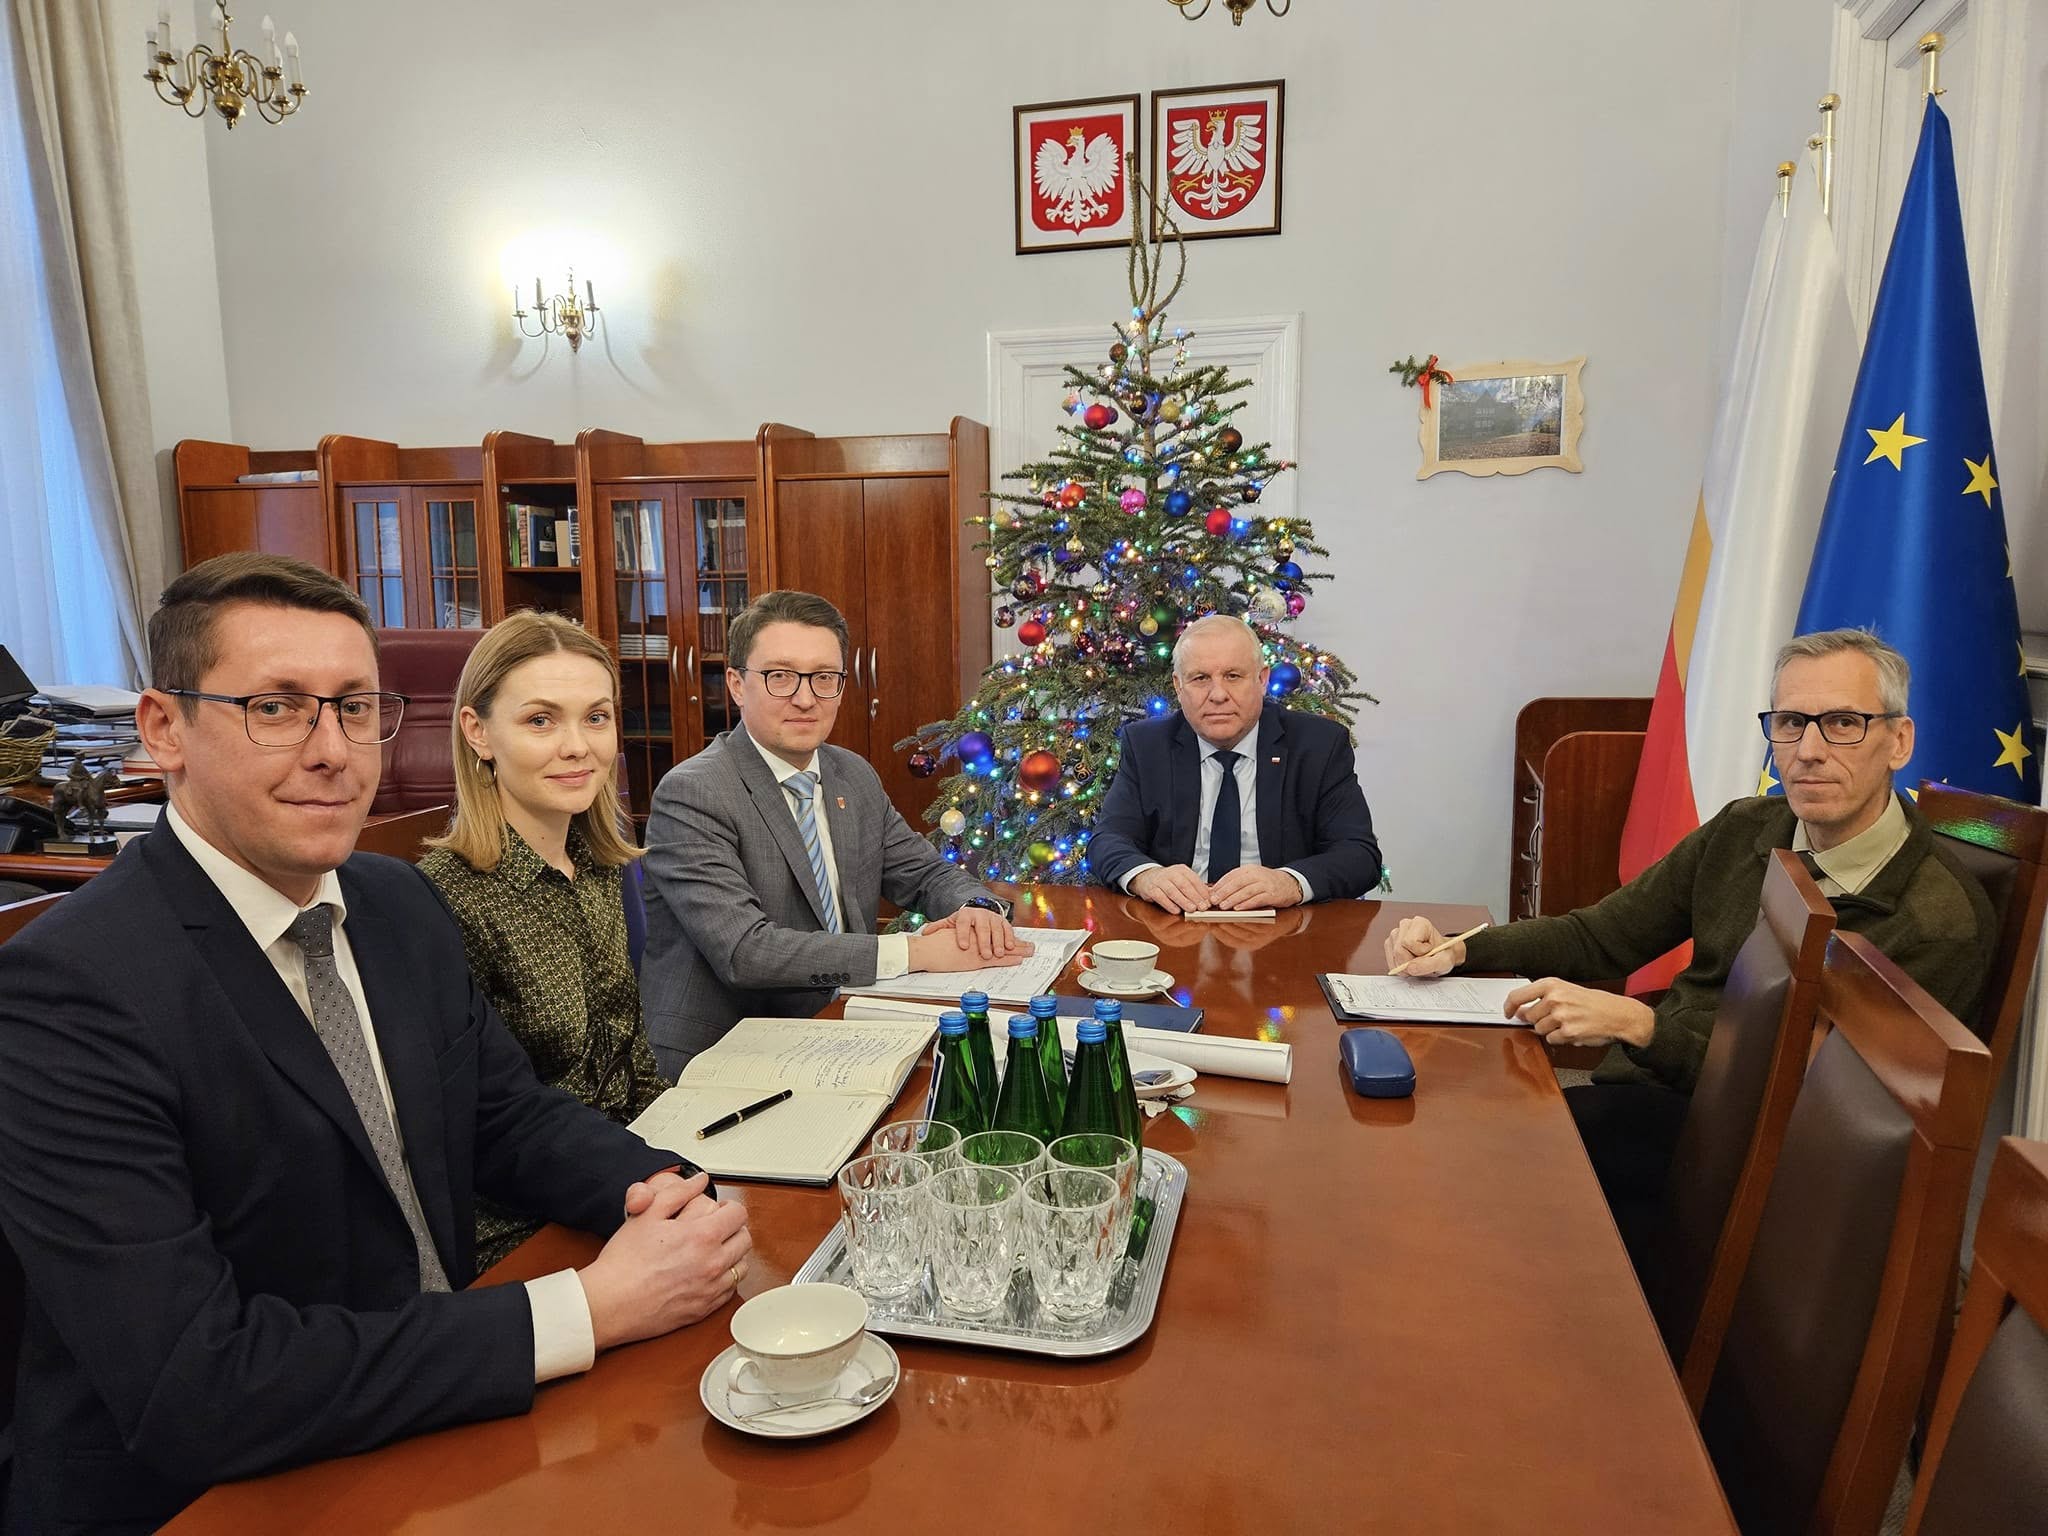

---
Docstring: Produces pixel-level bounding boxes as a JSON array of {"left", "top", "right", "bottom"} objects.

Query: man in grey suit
[{"left": 641, "top": 590, "right": 1023, "bottom": 1073}]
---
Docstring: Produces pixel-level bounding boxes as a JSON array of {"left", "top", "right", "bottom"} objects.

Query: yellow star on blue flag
[{"left": 1781, "top": 99, "right": 2037, "bottom": 804}]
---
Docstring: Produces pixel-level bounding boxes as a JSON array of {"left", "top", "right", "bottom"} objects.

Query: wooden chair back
[
  {"left": 353, "top": 806, "right": 449, "bottom": 865},
  {"left": 1653, "top": 850, "right": 1834, "bottom": 1409},
  {"left": 0, "top": 893, "right": 61, "bottom": 946},
  {"left": 1699, "top": 932, "right": 1992, "bottom": 1536}
]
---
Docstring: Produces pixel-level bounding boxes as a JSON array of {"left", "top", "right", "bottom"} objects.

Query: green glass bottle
[
  {"left": 1027, "top": 993, "right": 1068, "bottom": 1126},
  {"left": 992, "top": 1014, "right": 1058, "bottom": 1143},
  {"left": 1093, "top": 998, "right": 1144, "bottom": 1146},
  {"left": 1060, "top": 1017, "right": 1123, "bottom": 1138},
  {"left": 959, "top": 990, "right": 1001, "bottom": 1125},
  {"left": 930, "top": 1009, "right": 990, "bottom": 1139}
]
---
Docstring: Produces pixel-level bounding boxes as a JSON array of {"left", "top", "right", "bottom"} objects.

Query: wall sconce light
[{"left": 513, "top": 269, "right": 601, "bottom": 352}]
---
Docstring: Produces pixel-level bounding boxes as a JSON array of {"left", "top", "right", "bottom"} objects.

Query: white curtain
[{"left": 0, "top": 0, "right": 146, "bottom": 688}]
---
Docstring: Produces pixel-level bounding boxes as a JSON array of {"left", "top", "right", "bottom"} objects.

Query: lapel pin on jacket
[{"left": 836, "top": 796, "right": 846, "bottom": 809}]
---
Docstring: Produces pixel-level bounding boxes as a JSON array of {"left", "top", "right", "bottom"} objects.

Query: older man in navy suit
[{"left": 1089, "top": 614, "right": 1382, "bottom": 912}]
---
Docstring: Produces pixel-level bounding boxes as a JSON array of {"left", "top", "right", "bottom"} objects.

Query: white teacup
[
  {"left": 727, "top": 1283, "right": 869, "bottom": 1398},
  {"left": 1089, "top": 938, "right": 1160, "bottom": 986}
]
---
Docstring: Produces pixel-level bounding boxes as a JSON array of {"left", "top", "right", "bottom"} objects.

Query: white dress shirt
[
  {"left": 165, "top": 805, "right": 596, "bottom": 1384},
  {"left": 748, "top": 734, "right": 910, "bottom": 979},
  {"left": 1120, "top": 721, "right": 1315, "bottom": 902},
  {"left": 1791, "top": 791, "right": 1912, "bottom": 898}
]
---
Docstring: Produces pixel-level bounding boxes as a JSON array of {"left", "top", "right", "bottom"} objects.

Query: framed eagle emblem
[
  {"left": 1013, "top": 94, "right": 1140, "bottom": 255},
  {"left": 1151, "top": 79, "right": 1284, "bottom": 242}
]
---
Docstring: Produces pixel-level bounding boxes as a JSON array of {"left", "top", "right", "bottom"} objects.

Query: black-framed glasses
[
  {"left": 734, "top": 668, "right": 847, "bottom": 700},
  {"left": 1758, "top": 709, "right": 1901, "bottom": 746},
  {"left": 164, "top": 689, "right": 409, "bottom": 746}
]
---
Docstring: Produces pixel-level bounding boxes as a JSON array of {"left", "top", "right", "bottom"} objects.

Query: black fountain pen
[{"left": 694, "top": 1088, "right": 794, "bottom": 1140}]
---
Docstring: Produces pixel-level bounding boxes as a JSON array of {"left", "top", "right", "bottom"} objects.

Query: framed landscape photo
[
  {"left": 1150, "top": 79, "right": 1284, "bottom": 242},
  {"left": 1014, "top": 94, "right": 1140, "bottom": 255},
  {"left": 1418, "top": 358, "right": 1586, "bottom": 479}
]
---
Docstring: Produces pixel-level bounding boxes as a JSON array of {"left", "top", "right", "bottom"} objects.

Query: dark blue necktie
[{"left": 1207, "top": 749, "right": 1242, "bottom": 884}]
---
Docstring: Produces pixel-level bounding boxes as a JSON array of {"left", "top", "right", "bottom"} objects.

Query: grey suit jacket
[{"left": 639, "top": 724, "right": 992, "bottom": 1074}]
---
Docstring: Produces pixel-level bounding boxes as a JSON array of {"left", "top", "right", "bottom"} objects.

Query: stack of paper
[
  {"left": 1321, "top": 973, "right": 1533, "bottom": 1027},
  {"left": 841, "top": 927, "right": 1090, "bottom": 1006}
]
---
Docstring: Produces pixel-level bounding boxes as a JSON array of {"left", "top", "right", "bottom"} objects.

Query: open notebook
[{"left": 628, "top": 1016, "right": 935, "bottom": 1184}]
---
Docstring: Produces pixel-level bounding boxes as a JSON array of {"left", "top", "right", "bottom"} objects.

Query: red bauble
[
  {"left": 1082, "top": 403, "right": 1118, "bottom": 431},
  {"left": 1204, "top": 508, "right": 1233, "bottom": 537},
  {"left": 1018, "top": 749, "right": 1062, "bottom": 794},
  {"left": 1057, "top": 481, "right": 1086, "bottom": 510},
  {"left": 1018, "top": 618, "right": 1048, "bottom": 647}
]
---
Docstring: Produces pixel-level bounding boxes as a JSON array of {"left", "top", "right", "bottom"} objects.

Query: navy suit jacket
[
  {"left": 1088, "top": 702, "right": 1382, "bottom": 901},
  {"left": 0, "top": 827, "right": 678, "bottom": 1534}
]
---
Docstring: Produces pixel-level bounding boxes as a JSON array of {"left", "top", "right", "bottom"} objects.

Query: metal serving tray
[{"left": 791, "top": 1149, "right": 1187, "bottom": 1358}]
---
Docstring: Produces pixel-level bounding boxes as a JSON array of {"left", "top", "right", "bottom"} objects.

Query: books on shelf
[
  {"left": 503, "top": 502, "right": 582, "bottom": 569},
  {"left": 627, "top": 1015, "right": 935, "bottom": 1184}
]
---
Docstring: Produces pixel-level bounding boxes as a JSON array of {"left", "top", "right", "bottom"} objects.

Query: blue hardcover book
[{"left": 1050, "top": 996, "right": 1202, "bottom": 1033}]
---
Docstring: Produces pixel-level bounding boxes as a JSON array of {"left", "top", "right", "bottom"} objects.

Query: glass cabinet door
[
  {"left": 349, "top": 492, "right": 407, "bottom": 627},
  {"left": 424, "top": 495, "right": 482, "bottom": 629},
  {"left": 610, "top": 496, "right": 672, "bottom": 818},
  {"left": 691, "top": 491, "right": 751, "bottom": 744}
]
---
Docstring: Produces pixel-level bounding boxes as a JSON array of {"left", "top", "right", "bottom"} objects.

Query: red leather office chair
[{"left": 372, "top": 628, "right": 482, "bottom": 817}]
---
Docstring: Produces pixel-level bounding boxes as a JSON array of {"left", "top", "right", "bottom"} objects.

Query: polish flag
[{"left": 1620, "top": 177, "right": 1856, "bottom": 985}]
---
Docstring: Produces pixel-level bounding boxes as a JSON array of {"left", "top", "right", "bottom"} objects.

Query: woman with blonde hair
[{"left": 421, "top": 609, "right": 671, "bottom": 1269}]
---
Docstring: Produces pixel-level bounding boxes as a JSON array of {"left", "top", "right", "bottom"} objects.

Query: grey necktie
[
  {"left": 285, "top": 906, "right": 451, "bottom": 1293},
  {"left": 783, "top": 772, "right": 843, "bottom": 933}
]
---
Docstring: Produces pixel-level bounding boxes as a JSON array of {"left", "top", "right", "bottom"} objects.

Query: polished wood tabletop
[{"left": 167, "top": 886, "right": 1735, "bottom": 1534}]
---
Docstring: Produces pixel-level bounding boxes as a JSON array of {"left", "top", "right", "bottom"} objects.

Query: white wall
[
  {"left": 160, "top": 0, "right": 1761, "bottom": 912},
  {"left": 114, "top": 0, "right": 231, "bottom": 583}
]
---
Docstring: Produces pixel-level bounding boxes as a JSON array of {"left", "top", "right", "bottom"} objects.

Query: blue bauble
[
  {"left": 1163, "top": 488, "right": 1194, "bottom": 517},
  {"left": 957, "top": 730, "right": 994, "bottom": 763},
  {"left": 1269, "top": 662, "right": 1303, "bottom": 694},
  {"left": 1275, "top": 560, "right": 1303, "bottom": 583}
]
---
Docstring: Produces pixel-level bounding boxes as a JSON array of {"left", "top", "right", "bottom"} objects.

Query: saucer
[
  {"left": 703, "top": 1332, "right": 900, "bottom": 1439},
  {"left": 1127, "top": 1053, "right": 1196, "bottom": 1098},
  {"left": 1077, "top": 967, "right": 1174, "bottom": 999}
]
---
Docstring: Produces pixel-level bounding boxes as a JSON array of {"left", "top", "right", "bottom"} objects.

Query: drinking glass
[
  {"left": 959, "top": 1129, "right": 1045, "bottom": 1185},
  {"left": 1021, "top": 1166, "right": 1121, "bottom": 1320},
  {"left": 1046, "top": 1132, "right": 1139, "bottom": 1252},
  {"left": 870, "top": 1118, "right": 963, "bottom": 1175},
  {"left": 836, "top": 1152, "right": 931, "bottom": 1301},
  {"left": 926, "top": 1163, "right": 1022, "bottom": 1317}
]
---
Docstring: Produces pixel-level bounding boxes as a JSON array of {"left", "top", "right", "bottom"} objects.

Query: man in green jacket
[{"left": 1384, "top": 628, "right": 1994, "bottom": 1224}]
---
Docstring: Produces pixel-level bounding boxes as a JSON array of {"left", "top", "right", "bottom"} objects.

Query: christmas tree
[{"left": 899, "top": 157, "right": 1369, "bottom": 885}]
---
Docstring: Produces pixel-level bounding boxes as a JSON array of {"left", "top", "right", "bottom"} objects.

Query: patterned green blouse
[{"left": 421, "top": 826, "right": 670, "bottom": 1270}]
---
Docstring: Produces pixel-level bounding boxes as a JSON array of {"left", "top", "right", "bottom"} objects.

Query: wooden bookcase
[
  {"left": 484, "top": 431, "right": 591, "bottom": 627},
  {"left": 174, "top": 440, "right": 331, "bottom": 571},
  {"left": 320, "top": 435, "right": 489, "bottom": 631}
]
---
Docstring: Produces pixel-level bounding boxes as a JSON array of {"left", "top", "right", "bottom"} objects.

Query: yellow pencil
[{"left": 1387, "top": 922, "right": 1489, "bottom": 977}]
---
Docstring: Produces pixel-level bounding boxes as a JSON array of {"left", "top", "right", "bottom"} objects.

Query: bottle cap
[
  {"left": 938, "top": 1009, "right": 968, "bottom": 1036},
  {"left": 960, "top": 991, "right": 989, "bottom": 1011},
  {"left": 1029, "top": 993, "right": 1058, "bottom": 1017},
  {"left": 1076, "top": 1018, "right": 1108, "bottom": 1044},
  {"left": 1007, "top": 1014, "right": 1038, "bottom": 1040},
  {"left": 1092, "top": 998, "right": 1123, "bottom": 1022}
]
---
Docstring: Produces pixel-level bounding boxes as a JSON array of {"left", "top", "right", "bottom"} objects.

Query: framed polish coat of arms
[
  {"left": 1013, "top": 94, "right": 1140, "bottom": 255},
  {"left": 1150, "top": 79, "right": 1284, "bottom": 241}
]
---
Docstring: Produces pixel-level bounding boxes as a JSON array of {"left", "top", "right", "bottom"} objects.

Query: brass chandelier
[
  {"left": 1168, "top": 0, "right": 1290, "bottom": 23},
  {"left": 145, "top": 2, "right": 306, "bottom": 129}
]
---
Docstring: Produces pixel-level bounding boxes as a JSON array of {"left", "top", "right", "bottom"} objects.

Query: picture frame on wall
[
  {"left": 1418, "top": 358, "right": 1587, "bottom": 479},
  {"left": 1150, "top": 79, "right": 1284, "bottom": 242},
  {"left": 1013, "top": 94, "right": 1141, "bottom": 255}
]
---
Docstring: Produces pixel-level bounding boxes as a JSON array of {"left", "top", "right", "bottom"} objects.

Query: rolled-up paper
[{"left": 842, "top": 997, "right": 1293, "bottom": 1084}]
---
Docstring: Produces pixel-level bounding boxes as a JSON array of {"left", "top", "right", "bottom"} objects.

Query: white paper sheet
[
  {"left": 1323, "top": 973, "right": 1533, "bottom": 1026},
  {"left": 841, "top": 927, "right": 1089, "bottom": 1006}
]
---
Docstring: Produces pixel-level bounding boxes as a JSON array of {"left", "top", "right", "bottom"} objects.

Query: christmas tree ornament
[
  {"left": 984, "top": 554, "right": 1001, "bottom": 569},
  {"left": 1241, "top": 484, "right": 1262, "bottom": 504},
  {"left": 1150, "top": 601, "right": 1176, "bottom": 627},
  {"left": 1066, "top": 535, "right": 1088, "bottom": 554},
  {"left": 1163, "top": 488, "right": 1193, "bottom": 517},
  {"left": 1057, "top": 481, "right": 1086, "bottom": 509},
  {"left": 939, "top": 807, "right": 967, "bottom": 838},
  {"left": 1018, "top": 618, "right": 1048, "bottom": 647},
  {"left": 1217, "top": 427, "right": 1244, "bottom": 455},
  {"left": 1097, "top": 363, "right": 1116, "bottom": 383},
  {"left": 1119, "top": 488, "right": 1146, "bottom": 513},
  {"left": 1269, "top": 662, "right": 1303, "bottom": 694},
  {"left": 1275, "top": 560, "right": 1303, "bottom": 583},
  {"left": 1250, "top": 586, "right": 1287, "bottom": 620},
  {"left": 1061, "top": 389, "right": 1081, "bottom": 414},
  {"left": 1204, "top": 508, "right": 1232, "bottom": 537},
  {"left": 1138, "top": 615, "right": 1159, "bottom": 637},
  {"left": 908, "top": 750, "right": 939, "bottom": 778},
  {"left": 1277, "top": 540, "right": 1295, "bottom": 559},
  {"left": 1018, "top": 750, "right": 1062, "bottom": 793},
  {"left": 994, "top": 605, "right": 1017, "bottom": 628},
  {"left": 1082, "top": 403, "right": 1117, "bottom": 431},
  {"left": 1159, "top": 397, "right": 1184, "bottom": 423},
  {"left": 1230, "top": 517, "right": 1253, "bottom": 539},
  {"left": 1108, "top": 341, "right": 1127, "bottom": 364},
  {"left": 957, "top": 731, "right": 994, "bottom": 765},
  {"left": 1027, "top": 841, "right": 1056, "bottom": 866},
  {"left": 1286, "top": 591, "right": 1307, "bottom": 617},
  {"left": 1011, "top": 571, "right": 1043, "bottom": 600}
]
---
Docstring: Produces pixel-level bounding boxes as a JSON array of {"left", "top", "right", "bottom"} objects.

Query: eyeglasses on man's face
[
  {"left": 735, "top": 668, "right": 847, "bottom": 700},
  {"left": 1757, "top": 709, "right": 1900, "bottom": 747},
  {"left": 164, "top": 689, "right": 409, "bottom": 746}
]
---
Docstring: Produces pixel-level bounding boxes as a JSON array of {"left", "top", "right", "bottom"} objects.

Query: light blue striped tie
[{"left": 783, "top": 771, "right": 842, "bottom": 933}]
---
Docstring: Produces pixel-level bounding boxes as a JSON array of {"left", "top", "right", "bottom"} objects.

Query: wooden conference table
[{"left": 168, "top": 886, "right": 1736, "bottom": 1534}]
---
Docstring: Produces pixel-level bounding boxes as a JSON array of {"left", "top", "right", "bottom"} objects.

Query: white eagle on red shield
[
  {"left": 1167, "top": 102, "right": 1268, "bottom": 220},
  {"left": 1033, "top": 121, "right": 1123, "bottom": 232}
]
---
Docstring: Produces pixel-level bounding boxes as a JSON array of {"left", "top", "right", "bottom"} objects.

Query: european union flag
[{"left": 1774, "top": 99, "right": 2036, "bottom": 803}]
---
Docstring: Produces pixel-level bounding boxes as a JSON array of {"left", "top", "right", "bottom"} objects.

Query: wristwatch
[{"left": 961, "top": 895, "right": 1013, "bottom": 920}]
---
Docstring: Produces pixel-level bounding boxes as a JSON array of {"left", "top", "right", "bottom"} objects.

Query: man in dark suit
[
  {"left": 1090, "top": 614, "right": 1382, "bottom": 912},
  {"left": 0, "top": 555, "right": 750, "bottom": 1534},
  {"left": 641, "top": 590, "right": 1021, "bottom": 1074}
]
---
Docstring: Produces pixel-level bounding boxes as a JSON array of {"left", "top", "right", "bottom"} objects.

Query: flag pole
[
  {"left": 1920, "top": 32, "right": 1946, "bottom": 98},
  {"left": 1816, "top": 94, "right": 1839, "bottom": 219},
  {"left": 1777, "top": 160, "right": 1796, "bottom": 216}
]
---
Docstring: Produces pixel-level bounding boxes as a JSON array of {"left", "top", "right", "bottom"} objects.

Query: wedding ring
[{"left": 727, "top": 1263, "right": 742, "bottom": 1290}]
